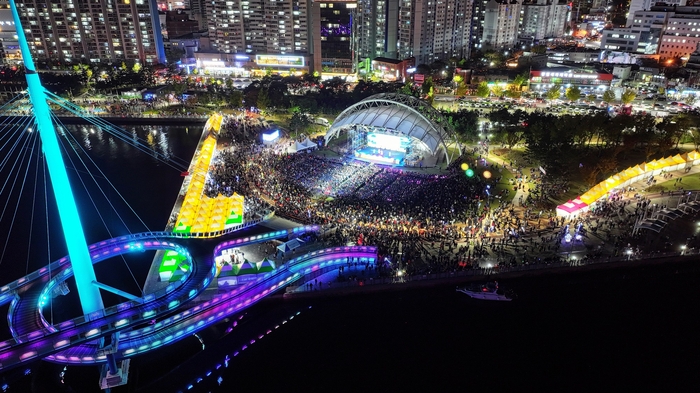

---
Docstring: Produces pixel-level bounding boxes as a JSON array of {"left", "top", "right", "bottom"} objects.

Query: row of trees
[
  {"left": 474, "top": 79, "right": 639, "bottom": 105},
  {"left": 485, "top": 107, "right": 700, "bottom": 183}
]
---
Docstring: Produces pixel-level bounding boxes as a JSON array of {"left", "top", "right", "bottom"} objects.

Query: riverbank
[
  {"left": 281, "top": 251, "right": 698, "bottom": 299},
  {"left": 0, "top": 115, "right": 208, "bottom": 126},
  {"left": 145, "top": 256, "right": 700, "bottom": 393}
]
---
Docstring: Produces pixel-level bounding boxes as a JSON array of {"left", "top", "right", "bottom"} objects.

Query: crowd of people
[{"left": 201, "top": 114, "right": 699, "bottom": 280}]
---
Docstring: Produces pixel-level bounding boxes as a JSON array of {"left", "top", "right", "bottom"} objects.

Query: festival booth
[
  {"left": 277, "top": 238, "right": 305, "bottom": 255},
  {"left": 286, "top": 139, "right": 316, "bottom": 154},
  {"left": 556, "top": 199, "right": 589, "bottom": 217},
  {"left": 160, "top": 115, "right": 245, "bottom": 281},
  {"left": 671, "top": 154, "right": 687, "bottom": 171},
  {"left": 686, "top": 151, "right": 700, "bottom": 166},
  {"left": 645, "top": 159, "right": 664, "bottom": 176},
  {"left": 217, "top": 257, "right": 276, "bottom": 286},
  {"left": 557, "top": 150, "right": 700, "bottom": 217},
  {"left": 256, "top": 258, "right": 276, "bottom": 272}
]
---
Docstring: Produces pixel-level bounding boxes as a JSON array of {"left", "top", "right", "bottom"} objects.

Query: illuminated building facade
[
  {"left": 311, "top": 0, "right": 356, "bottom": 73},
  {"left": 529, "top": 68, "right": 613, "bottom": 91},
  {"left": 4, "top": 0, "right": 165, "bottom": 64},
  {"left": 206, "top": 0, "right": 310, "bottom": 55},
  {"left": 482, "top": 0, "right": 521, "bottom": 49},
  {"left": 397, "top": 0, "right": 472, "bottom": 64},
  {"left": 0, "top": 7, "right": 20, "bottom": 64},
  {"left": 601, "top": 5, "right": 700, "bottom": 60},
  {"left": 519, "top": 0, "right": 569, "bottom": 42},
  {"left": 356, "top": 0, "right": 398, "bottom": 60}
]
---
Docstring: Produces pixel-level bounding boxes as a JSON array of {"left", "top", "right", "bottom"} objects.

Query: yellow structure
[
  {"left": 173, "top": 114, "right": 245, "bottom": 235},
  {"left": 559, "top": 150, "right": 700, "bottom": 216}
]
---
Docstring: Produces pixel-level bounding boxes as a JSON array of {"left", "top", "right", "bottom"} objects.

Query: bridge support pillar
[
  {"left": 106, "top": 354, "right": 118, "bottom": 376},
  {"left": 99, "top": 359, "right": 130, "bottom": 390},
  {"left": 8, "top": 0, "right": 105, "bottom": 316}
]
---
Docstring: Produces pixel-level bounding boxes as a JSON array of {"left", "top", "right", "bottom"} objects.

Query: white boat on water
[{"left": 456, "top": 281, "right": 514, "bottom": 301}]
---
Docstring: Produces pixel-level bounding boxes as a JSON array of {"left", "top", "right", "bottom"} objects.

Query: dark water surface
[
  {"left": 0, "top": 123, "right": 201, "bottom": 391},
  {"left": 140, "top": 260, "right": 700, "bottom": 393}
]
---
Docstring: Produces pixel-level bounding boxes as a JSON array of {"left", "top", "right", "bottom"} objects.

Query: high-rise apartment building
[
  {"left": 519, "top": 0, "right": 569, "bottom": 42},
  {"left": 659, "top": 8, "right": 700, "bottom": 59},
  {"left": 482, "top": 0, "right": 521, "bottom": 49},
  {"left": 397, "top": 0, "right": 472, "bottom": 64},
  {"left": 626, "top": 0, "right": 685, "bottom": 27},
  {"left": 356, "top": 0, "right": 398, "bottom": 60},
  {"left": 7, "top": 0, "right": 165, "bottom": 64},
  {"left": 0, "top": 7, "right": 20, "bottom": 64},
  {"left": 311, "top": 0, "right": 356, "bottom": 73},
  {"left": 206, "top": 0, "right": 309, "bottom": 55},
  {"left": 601, "top": 11, "right": 665, "bottom": 54},
  {"left": 602, "top": 5, "right": 700, "bottom": 60}
]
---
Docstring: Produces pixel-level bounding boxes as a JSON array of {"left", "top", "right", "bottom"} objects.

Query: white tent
[
  {"left": 302, "top": 138, "right": 316, "bottom": 150},
  {"left": 287, "top": 140, "right": 315, "bottom": 154}
]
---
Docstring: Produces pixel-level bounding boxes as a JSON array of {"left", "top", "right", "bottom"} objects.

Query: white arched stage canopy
[{"left": 325, "top": 93, "right": 461, "bottom": 164}]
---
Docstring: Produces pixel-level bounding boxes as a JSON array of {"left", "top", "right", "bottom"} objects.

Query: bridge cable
[
  {"left": 0, "top": 121, "right": 38, "bottom": 267},
  {"left": 0, "top": 115, "right": 34, "bottom": 198},
  {"left": 52, "top": 113, "right": 152, "bottom": 234},
  {"left": 52, "top": 114, "right": 146, "bottom": 295},
  {"left": 0, "top": 114, "right": 33, "bottom": 173},
  {"left": 25, "top": 126, "right": 41, "bottom": 276},
  {"left": 0, "top": 92, "right": 28, "bottom": 114},
  {"left": 43, "top": 154, "right": 54, "bottom": 326},
  {"left": 45, "top": 92, "right": 191, "bottom": 171},
  {"left": 47, "top": 97, "right": 189, "bottom": 172}
]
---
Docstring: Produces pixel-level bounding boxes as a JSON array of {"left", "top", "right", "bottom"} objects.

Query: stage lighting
[
  {"left": 460, "top": 163, "right": 469, "bottom": 171},
  {"left": 483, "top": 170, "right": 492, "bottom": 179},
  {"left": 465, "top": 169, "right": 474, "bottom": 177}
]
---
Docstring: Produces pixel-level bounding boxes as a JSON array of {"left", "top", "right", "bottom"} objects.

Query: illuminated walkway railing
[{"left": 0, "top": 245, "right": 376, "bottom": 370}]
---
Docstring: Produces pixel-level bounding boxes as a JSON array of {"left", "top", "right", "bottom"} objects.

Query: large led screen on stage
[{"left": 366, "top": 133, "right": 411, "bottom": 152}]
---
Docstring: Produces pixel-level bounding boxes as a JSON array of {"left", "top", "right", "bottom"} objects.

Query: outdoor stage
[{"left": 353, "top": 147, "right": 405, "bottom": 166}]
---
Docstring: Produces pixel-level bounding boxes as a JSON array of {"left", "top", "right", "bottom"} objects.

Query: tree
[
  {"left": 506, "top": 85, "right": 521, "bottom": 99},
  {"left": 476, "top": 81, "right": 490, "bottom": 98},
  {"left": 546, "top": 83, "right": 562, "bottom": 101},
  {"left": 421, "top": 76, "right": 434, "bottom": 97},
  {"left": 531, "top": 45, "right": 547, "bottom": 55},
  {"left": 256, "top": 87, "right": 271, "bottom": 110},
  {"left": 490, "top": 85, "right": 505, "bottom": 98},
  {"left": 565, "top": 86, "right": 582, "bottom": 102},
  {"left": 399, "top": 82, "right": 414, "bottom": 97},
  {"left": 621, "top": 89, "right": 637, "bottom": 105},
  {"left": 484, "top": 50, "right": 505, "bottom": 67},
  {"left": 289, "top": 112, "right": 312, "bottom": 134},
  {"left": 685, "top": 95, "right": 697, "bottom": 106},
  {"left": 602, "top": 89, "right": 615, "bottom": 104},
  {"left": 511, "top": 72, "right": 529, "bottom": 89},
  {"left": 227, "top": 90, "right": 243, "bottom": 107},
  {"left": 690, "top": 128, "right": 700, "bottom": 149}
]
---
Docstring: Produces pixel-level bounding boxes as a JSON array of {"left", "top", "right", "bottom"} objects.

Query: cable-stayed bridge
[{"left": 0, "top": 0, "right": 377, "bottom": 389}]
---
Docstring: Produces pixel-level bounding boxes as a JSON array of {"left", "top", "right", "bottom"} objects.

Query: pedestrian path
[{"left": 484, "top": 150, "right": 532, "bottom": 207}]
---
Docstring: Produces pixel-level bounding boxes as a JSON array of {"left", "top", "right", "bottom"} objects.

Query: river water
[{"left": 0, "top": 123, "right": 202, "bottom": 391}]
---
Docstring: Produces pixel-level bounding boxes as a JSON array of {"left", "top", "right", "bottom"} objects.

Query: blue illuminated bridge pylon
[{"left": 2, "top": 1, "right": 379, "bottom": 387}]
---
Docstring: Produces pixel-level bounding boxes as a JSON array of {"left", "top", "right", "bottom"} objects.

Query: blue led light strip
[{"left": 9, "top": 0, "right": 105, "bottom": 315}]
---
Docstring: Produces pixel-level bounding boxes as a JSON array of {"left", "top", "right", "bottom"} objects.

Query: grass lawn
[{"left": 648, "top": 172, "right": 700, "bottom": 193}]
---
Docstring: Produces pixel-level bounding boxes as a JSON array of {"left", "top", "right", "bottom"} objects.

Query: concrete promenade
[{"left": 284, "top": 247, "right": 698, "bottom": 298}]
